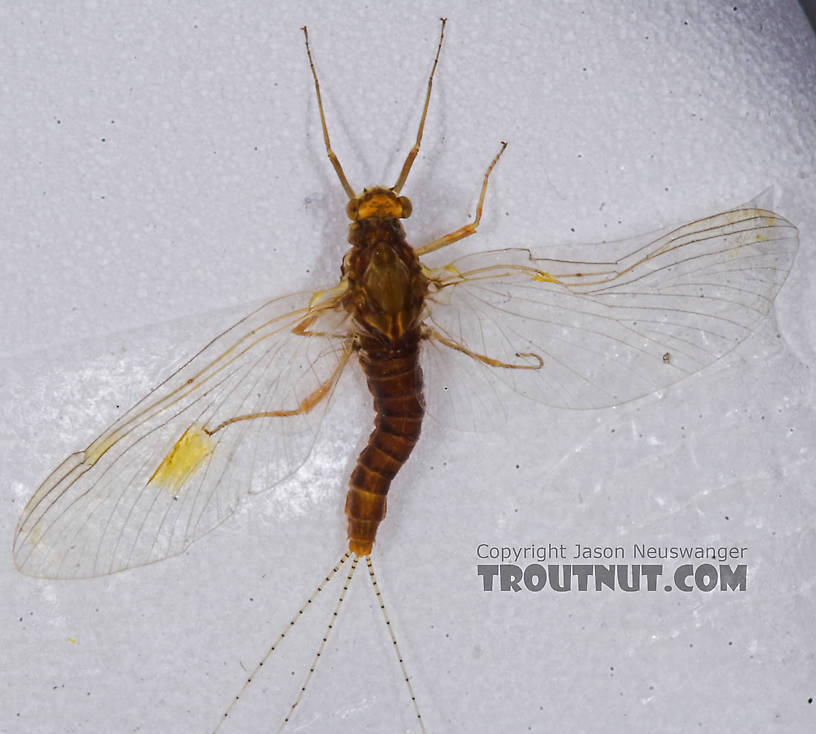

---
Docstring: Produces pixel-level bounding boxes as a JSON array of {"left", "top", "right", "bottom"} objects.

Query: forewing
[
  {"left": 14, "top": 288, "right": 353, "bottom": 578},
  {"left": 422, "top": 205, "right": 798, "bottom": 419}
]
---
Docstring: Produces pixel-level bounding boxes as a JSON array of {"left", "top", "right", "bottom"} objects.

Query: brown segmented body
[{"left": 341, "top": 208, "right": 428, "bottom": 556}]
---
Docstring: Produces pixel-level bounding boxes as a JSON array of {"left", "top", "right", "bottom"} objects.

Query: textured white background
[{"left": 2, "top": 1, "right": 815, "bottom": 733}]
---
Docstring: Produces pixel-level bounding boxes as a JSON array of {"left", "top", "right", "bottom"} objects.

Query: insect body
[
  {"left": 12, "top": 16, "right": 798, "bottom": 577},
  {"left": 342, "top": 195, "right": 427, "bottom": 555},
  {"left": 12, "top": 16, "right": 799, "bottom": 732}
]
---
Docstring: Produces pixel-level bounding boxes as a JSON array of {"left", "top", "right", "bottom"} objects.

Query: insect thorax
[{"left": 343, "top": 217, "right": 427, "bottom": 344}]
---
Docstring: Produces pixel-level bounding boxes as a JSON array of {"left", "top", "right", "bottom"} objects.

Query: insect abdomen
[{"left": 346, "top": 334, "right": 424, "bottom": 556}]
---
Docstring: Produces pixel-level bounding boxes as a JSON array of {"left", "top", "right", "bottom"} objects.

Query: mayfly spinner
[{"left": 13, "top": 17, "right": 798, "bottom": 732}]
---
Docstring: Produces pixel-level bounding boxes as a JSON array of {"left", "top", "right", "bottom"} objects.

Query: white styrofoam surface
[{"left": 2, "top": 2, "right": 815, "bottom": 733}]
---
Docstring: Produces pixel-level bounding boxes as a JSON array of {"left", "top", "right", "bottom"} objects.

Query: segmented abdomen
[{"left": 345, "top": 332, "right": 424, "bottom": 556}]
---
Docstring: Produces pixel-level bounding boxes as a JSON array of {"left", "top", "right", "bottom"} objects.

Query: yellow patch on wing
[
  {"left": 148, "top": 424, "right": 214, "bottom": 494},
  {"left": 531, "top": 270, "right": 560, "bottom": 284},
  {"left": 421, "top": 263, "right": 462, "bottom": 283}
]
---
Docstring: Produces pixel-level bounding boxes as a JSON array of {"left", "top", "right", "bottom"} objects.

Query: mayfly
[{"left": 13, "top": 17, "right": 798, "bottom": 732}]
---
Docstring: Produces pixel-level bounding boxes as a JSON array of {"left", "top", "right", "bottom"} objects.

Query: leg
[
  {"left": 302, "top": 26, "right": 355, "bottom": 199},
  {"left": 292, "top": 281, "right": 350, "bottom": 339},
  {"left": 206, "top": 346, "right": 352, "bottom": 434},
  {"left": 414, "top": 141, "right": 507, "bottom": 256},
  {"left": 425, "top": 326, "right": 542, "bottom": 370},
  {"left": 393, "top": 17, "right": 448, "bottom": 194}
]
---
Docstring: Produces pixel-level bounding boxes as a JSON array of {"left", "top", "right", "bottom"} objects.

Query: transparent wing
[
  {"left": 14, "top": 287, "right": 354, "bottom": 578},
  {"left": 422, "top": 205, "right": 798, "bottom": 420}
]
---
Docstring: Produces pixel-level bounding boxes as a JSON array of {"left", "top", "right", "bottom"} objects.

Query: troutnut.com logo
[{"left": 476, "top": 543, "right": 748, "bottom": 592}]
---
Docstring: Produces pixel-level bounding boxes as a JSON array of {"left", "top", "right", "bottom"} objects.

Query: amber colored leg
[
  {"left": 425, "top": 326, "right": 542, "bottom": 370},
  {"left": 301, "top": 26, "right": 355, "bottom": 200},
  {"left": 206, "top": 346, "right": 352, "bottom": 435},
  {"left": 393, "top": 17, "right": 448, "bottom": 194},
  {"left": 414, "top": 141, "right": 507, "bottom": 256}
]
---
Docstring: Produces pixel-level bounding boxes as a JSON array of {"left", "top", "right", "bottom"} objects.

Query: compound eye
[
  {"left": 398, "top": 196, "right": 412, "bottom": 218},
  {"left": 346, "top": 199, "right": 359, "bottom": 220}
]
